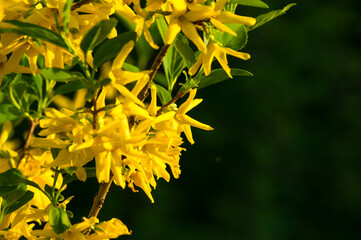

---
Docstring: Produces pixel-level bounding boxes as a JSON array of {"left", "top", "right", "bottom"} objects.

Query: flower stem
[
  {"left": 17, "top": 120, "right": 38, "bottom": 167},
  {"left": 138, "top": 44, "right": 170, "bottom": 101},
  {"left": 92, "top": 95, "right": 98, "bottom": 130},
  {"left": 87, "top": 93, "right": 113, "bottom": 219},
  {"left": 157, "top": 90, "right": 187, "bottom": 115},
  {"left": 87, "top": 174, "right": 114, "bottom": 218}
]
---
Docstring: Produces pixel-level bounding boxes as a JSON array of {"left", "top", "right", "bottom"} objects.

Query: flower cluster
[{"left": 0, "top": 0, "right": 293, "bottom": 239}]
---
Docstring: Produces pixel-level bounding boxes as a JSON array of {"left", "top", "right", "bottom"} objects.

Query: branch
[
  {"left": 71, "top": 0, "right": 93, "bottom": 11},
  {"left": 87, "top": 174, "right": 114, "bottom": 218},
  {"left": 157, "top": 90, "right": 186, "bottom": 115},
  {"left": 138, "top": 44, "right": 170, "bottom": 101},
  {"left": 92, "top": 95, "right": 98, "bottom": 130},
  {"left": 87, "top": 93, "right": 113, "bottom": 219},
  {"left": 17, "top": 120, "right": 38, "bottom": 167}
]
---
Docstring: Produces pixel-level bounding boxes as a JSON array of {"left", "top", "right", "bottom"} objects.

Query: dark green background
[{"left": 68, "top": 0, "right": 361, "bottom": 239}]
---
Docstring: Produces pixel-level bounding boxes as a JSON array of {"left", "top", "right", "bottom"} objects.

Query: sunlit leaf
[
  {"left": 247, "top": 3, "right": 296, "bottom": 31},
  {"left": 197, "top": 68, "right": 253, "bottom": 89}
]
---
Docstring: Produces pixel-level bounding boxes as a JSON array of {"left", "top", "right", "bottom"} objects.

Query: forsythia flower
[
  {"left": 0, "top": 0, "right": 263, "bottom": 238},
  {"left": 31, "top": 217, "right": 131, "bottom": 239},
  {"left": 189, "top": 41, "right": 251, "bottom": 77}
]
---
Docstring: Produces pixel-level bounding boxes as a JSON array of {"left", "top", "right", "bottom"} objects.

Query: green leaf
[
  {"left": 229, "top": 0, "right": 269, "bottom": 8},
  {"left": 197, "top": 68, "right": 253, "bottom": 89},
  {"left": 163, "top": 45, "right": 186, "bottom": 91},
  {"left": 5, "top": 191, "right": 34, "bottom": 214},
  {"left": 63, "top": 0, "right": 74, "bottom": 35},
  {"left": 247, "top": 3, "right": 296, "bottom": 31},
  {"left": 0, "top": 104, "right": 23, "bottom": 125},
  {"left": 41, "top": 68, "right": 84, "bottom": 82},
  {"left": 97, "top": 78, "right": 112, "bottom": 88},
  {"left": 0, "top": 186, "right": 19, "bottom": 196},
  {"left": 174, "top": 35, "right": 196, "bottom": 68},
  {"left": 80, "top": 19, "right": 118, "bottom": 56},
  {"left": 154, "top": 83, "right": 172, "bottom": 105},
  {"left": 63, "top": 174, "right": 78, "bottom": 185},
  {"left": 0, "top": 169, "right": 25, "bottom": 187},
  {"left": 0, "top": 169, "right": 33, "bottom": 214},
  {"left": 49, "top": 206, "right": 71, "bottom": 235},
  {"left": 44, "top": 184, "right": 53, "bottom": 196},
  {"left": 21, "top": 179, "right": 45, "bottom": 194},
  {"left": 215, "top": 24, "right": 248, "bottom": 50},
  {"left": 59, "top": 167, "right": 78, "bottom": 175},
  {"left": 1, "top": 20, "right": 69, "bottom": 50},
  {"left": 53, "top": 80, "right": 87, "bottom": 96},
  {"left": 122, "top": 62, "right": 140, "bottom": 72},
  {"left": 93, "top": 31, "right": 137, "bottom": 68},
  {"left": 155, "top": 16, "right": 167, "bottom": 42},
  {"left": 84, "top": 167, "right": 97, "bottom": 179}
]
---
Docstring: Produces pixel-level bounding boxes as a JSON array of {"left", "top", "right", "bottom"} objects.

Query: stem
[
  {"left": 92, "top": 95, "right": 98, "bottom": 130},
  {"left": 17, "top": 120, "right": 38, "bottom": 167},
  {"left": 52, "top": 168, "right": 60, "bottom": 202},
  {"left": 71, "top": 0, "right": 94, "bottom": 11},
  {"left": 138, "top": 44, "right": 170, "bottom": 101},
  {"left": 87, "top": 173, "right": 114, "bottom": 218},
  {"left": 87, "top": 93, "right": 113, "bottom": 219},
  {"left": 157, "top": 90, "right": 186, "bottom": 115}
]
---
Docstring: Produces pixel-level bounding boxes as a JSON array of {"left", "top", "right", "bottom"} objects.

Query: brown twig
[
  {"left": 138, "top": 44, "right": 170, "bottom": 101},
  {"left": 92, "top": 95, "right": 98, "bottom": 130},
  {"left": 71, "top": 0, "right": 94, "bottom": 11},
  {"left": 87, "top": 93, "right": 113, "bottom": 219},
  {"left": 17, "top": 120, "right": 38, "bottom": 167},
  {"left": 87, "top": 44, "right": 170, "bottom": 220},
  {"left": 87, "top": 173, "right": 114, "bottom": 218},
  {"left": 157, "top": 90, "right": 186, "bottom": 115}
]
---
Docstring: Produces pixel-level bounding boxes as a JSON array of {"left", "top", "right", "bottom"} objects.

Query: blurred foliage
[{"left": 66, "top": 0, "right": 361, "bottom": 239}]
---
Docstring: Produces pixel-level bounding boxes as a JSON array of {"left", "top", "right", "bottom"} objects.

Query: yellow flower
[
  {"left": 0, "top": 0, "right": 24, "bottom": 22},
  {"left": 52, "top": 89, "right": 88, "bottom": 111},
  {"left": 90, "top": 218, "right": 131, "bottom": 239},
  {"left": 208, "top": 0, "right": 256, "bottom": 36},
  {"left": 130, "top": 0, "right": 159, "bottom": 49},
  {"left": 189, "top": 41, "right": 251, "bottom": 77},
  {"left": 164, "top": 0, "right": 255, "bottom": 52},
  {"left": 164, "top": 0, "right": 208, "bottom": 52},
  {"left": 31, "top": 217, "right": 130, "bottom": 240},
  {"left": 175, "top": 88, "right": 214, "bottom": 144},
  {"left": 103, "top": 40, "right": 151, "bottom": 86},
  {"left": 0, "top": 121, "right": 19, "bottom": 170},
  {"left": 17, "top": 148, "right": 63, "bottom": 209}
]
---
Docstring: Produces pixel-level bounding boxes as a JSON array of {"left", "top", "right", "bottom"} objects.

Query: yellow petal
[
  {"left": 0, "top": 121, "right": 12, "bottom": 144},
  {"left": 148, "top": 84, "right": 158, "bottom": 116},
  {"left": 144, "top": 27, "right": 159, "bottom": 49},
  {"left": 113, "top": 83, "right": 145, "bottom": 107},
  {"left": 165, "top": 18, "right": 181, "bottom": 45},
  {"left": 130, "top": 171, "right": 154, "bottom": 203},
  {"left": 181, "top": 21, "right": 207, "bottom": 52},
  {"left": 112, "top": 41, "right": 134, "bottom": 71},
  {"left": 183, "top": 124, "right": 195, "bottom": 144},
  {"left": 177, "top": 89, "right": 197, "bottom": 114},
  {"left": 210, "top": 18, "right": 237, "bottom": 36},
  {"left": 215, "top": 48, "right": 232, "bottom": 78},
  {"left": 203, "top": 43, "right": 216, "bottom": 76},
  {"left": 180, "top": 114, "right": 214, "bottom": 131},
  {"left": 29, "top": 138, "right": 68, "bottom": 149},
  {"left": 188, "top": 52, "right": 204, "bottom": 76},
  {"left": 223, "top": 47, "right": 251, "bottom": 60},
  {"left": 216, "top": 12, "right": 256, "bottom": 26},
  {"left": 96, "top": 151, "right": 111, "bottom": 183}
]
